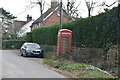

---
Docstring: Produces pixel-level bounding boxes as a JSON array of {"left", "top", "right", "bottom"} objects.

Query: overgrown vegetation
[
  {"left": 43, "top": 59, "right": 116, "bottom": 78},
  {"left": 43, "top": 49, "right": 118, "bottom": 77},
  {"left": 27, "top": 7, "right": 117, "bottom": 48},
  {"left": 44, "top": 52, "right": 56, "bottom": 59}
]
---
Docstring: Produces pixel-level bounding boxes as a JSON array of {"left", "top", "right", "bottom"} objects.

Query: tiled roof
[
  {"left": 33, "top": 5, "right": 59, "bottom": 24},
  {"left": 13, "top": 20, "right": 27, "bottom": 29},
  {"left": 32, "top": 4, "right": 73, "bottom": 24}
]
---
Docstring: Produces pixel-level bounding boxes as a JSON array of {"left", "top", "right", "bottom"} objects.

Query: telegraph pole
[{"left": 60, "top": 0, "right": 63, "bottom": 29}]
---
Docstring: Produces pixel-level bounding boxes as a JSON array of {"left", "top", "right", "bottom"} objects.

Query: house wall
[
  {"left": 44, "top": 9, "right": 69, "bottom": 26},
  {"left": 14, "top": 20, "right": 27, "bottom": 30},
  {"left": 32, "top": 22, "right": 43, "bottom": 29}
]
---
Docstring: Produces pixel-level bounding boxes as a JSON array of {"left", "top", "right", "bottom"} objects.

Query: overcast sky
[{"left": 0, "top": 0, "right": 118, "bottom": 21}]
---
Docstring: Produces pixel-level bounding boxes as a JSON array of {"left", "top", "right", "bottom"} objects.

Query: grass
[
  {"left": 0, "top": 47, "right": 8, "bottom": 50},
  {"left": 44, "top": 52, "right": 56, "bottom": 59},
  {"left": 43, "top": 59, "right": 63, "bottom": 68},
  {"left": 77, "top": 70, "right": 112, "bottom": 78},
  {"left": 43, "top": 59, "right": 116, "bottom": 78}
]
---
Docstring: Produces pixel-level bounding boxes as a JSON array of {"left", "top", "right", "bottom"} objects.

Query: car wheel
[
  {"left": 38, "top": 53, "right": 43, "bottom": 58},
  {"left": 40, "top": 55, "right": 43, "bottom": 58},
  {"left": 21, "top": 53, "right": 23, "bottom": 56}
]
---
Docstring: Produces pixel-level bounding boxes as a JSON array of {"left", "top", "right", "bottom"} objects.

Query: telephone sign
[{"left": 57, "top": 29, "right": 72, "bottom": 56}]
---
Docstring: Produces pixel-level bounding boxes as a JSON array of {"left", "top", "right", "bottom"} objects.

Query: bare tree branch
[
  {"left": 97, "top": 0, "right": 117, "bottom": 14},
  {"left": 67, "top": 0, "right": 81, "bottom": 18},
  {"left": 85, "top": 0, "right": 98, "bottom": 17},
  {"left": 28, "top": 0, "right": 45, "bottom": 16},
  {"left": 104, "top": 1, "right": 117, "bottom": 7}
]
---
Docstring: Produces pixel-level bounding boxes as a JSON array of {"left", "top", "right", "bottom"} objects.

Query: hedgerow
[
  {"left": 26, "top": 32, "right": 33, "bottom": 42},
  {"left": 2, "top": 40, "right": 26, "bottom": 49},
  {"left": 27, "top": 7, "right": 117, "bottom": 48}
]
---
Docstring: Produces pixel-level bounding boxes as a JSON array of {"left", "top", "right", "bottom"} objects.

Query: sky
[{"left": 0, "top": 0, "right": 118, "bottom": 21}]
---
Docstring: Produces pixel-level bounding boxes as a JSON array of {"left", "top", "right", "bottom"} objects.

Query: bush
[{"left": 2, "top": 40, "right": 26, "bottom": 49}]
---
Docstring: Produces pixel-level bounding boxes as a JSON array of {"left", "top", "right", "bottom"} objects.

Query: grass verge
[{"left": 42, "top": 59, "right": 117, "bottom": 78}]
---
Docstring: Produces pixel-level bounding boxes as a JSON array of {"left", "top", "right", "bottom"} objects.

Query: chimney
[
  {"left": 51, "top": 0, "right": 58, "bottom": 8},
  {"left": 27, "top": 15, "right": 32, "bottom": 22}
]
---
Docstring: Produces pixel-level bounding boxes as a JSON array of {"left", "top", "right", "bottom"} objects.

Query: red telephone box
[{"left": 57, "top": 29, "right": 72, "bottom": 56}]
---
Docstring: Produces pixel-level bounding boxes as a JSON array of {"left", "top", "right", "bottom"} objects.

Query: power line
[
  {"left": 45, "top": 1, "right": 51, "bottom": 6},
  {"left": 16, "top": 4, "right": 37, "bottom": 16}
]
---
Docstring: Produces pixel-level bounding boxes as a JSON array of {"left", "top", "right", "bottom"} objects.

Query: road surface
[
  {"left": 0, "top": 50, "right": 2, "bottom": 79},
  {"left": 2, "top": 50, "right": 65, "bottom": 78}
]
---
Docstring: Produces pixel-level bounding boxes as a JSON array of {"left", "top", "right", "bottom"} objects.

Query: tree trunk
[{"left": 88, "top": 9, "right": 91, "bottom": 17}]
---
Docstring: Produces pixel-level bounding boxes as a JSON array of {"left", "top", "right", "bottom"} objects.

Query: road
[
  {"left": 1, "top": 50, "right": 65, "bottom": 78},
  {"left": 0, "top": 50, "right": 2, "bottom": 79}
]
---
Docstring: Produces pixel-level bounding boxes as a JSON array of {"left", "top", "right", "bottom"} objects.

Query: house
[
  {"left": 13, "top": 15, "right": 32, "bottom": 32},
  {"left": 13, "top": 15, "right": 33, "bottom": 37},
  {"left": 18, "top": 19, "right": 34, "bottom": 37},
  {"left": 32, "top": 0, "right": 72, "bottom": 30}
]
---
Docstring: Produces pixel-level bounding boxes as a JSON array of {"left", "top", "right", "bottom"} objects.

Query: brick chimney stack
[
  {"left": 27, "top": 15, "right": 32, "bottom": 22},
  {"left": 51, "top": 0, "right": 58, "bottom": 8}
]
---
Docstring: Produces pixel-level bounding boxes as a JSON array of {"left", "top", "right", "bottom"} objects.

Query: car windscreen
[{"left": 26, "top": 44, "right": 41, "bottom": 49}]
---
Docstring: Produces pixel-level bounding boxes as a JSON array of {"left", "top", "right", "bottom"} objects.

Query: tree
[
  {"left": 66, "top": 0, "right": 81, "bottom": 18},
  {"left": 29, "top": 0, "right": 45, "bottom": 16},
  {"left": 85, "top": 0, "right": 97, "bottom": 17},
  {"left": 97, "top": 0, "right": 117, "bottom": 13},
  {"left": 84, "top": 0, "right": 117, "bottom": 17},
  {"left": 26, "top": 0, "right": 45, "bottom": 26},
  {"left": 0, "top": 8, "right": 16, "bottom": 40},
  {"left": 0, "top": 8, "right": 16, "bottom": 19}
]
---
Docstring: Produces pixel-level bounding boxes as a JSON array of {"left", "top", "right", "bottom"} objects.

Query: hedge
[
  {"left": 2, "top": 40, "right": 26, "bottom": 49},
  {"left": 27, "top": 7, "right": 117, "bottom": 48},
  {"left": 26, "top": 32, "right": 33, "bottom": 42}
]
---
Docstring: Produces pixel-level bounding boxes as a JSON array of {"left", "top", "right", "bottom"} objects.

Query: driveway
[{"left": 1, "top": 50, "right": 65, "bottom": 78}]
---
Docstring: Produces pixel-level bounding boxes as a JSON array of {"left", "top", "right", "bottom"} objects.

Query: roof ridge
[{"left": 33, "top": 5, "right": 59, "bottom": 24}]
